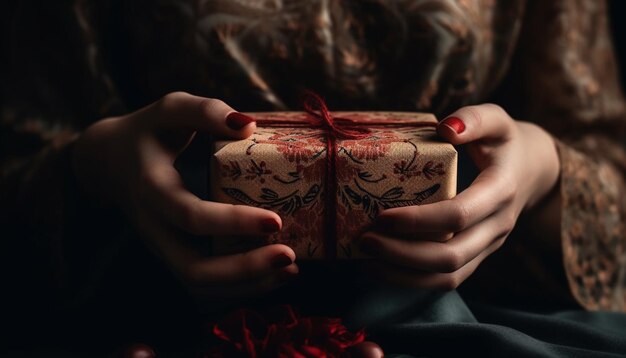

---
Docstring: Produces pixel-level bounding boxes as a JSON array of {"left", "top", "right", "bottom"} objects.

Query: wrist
[
  {"left": 520, "top": 122, "right": 561, "bottom": 211},
  {"left": 518, "top": 123, "right": 562, "bottom": 251}
]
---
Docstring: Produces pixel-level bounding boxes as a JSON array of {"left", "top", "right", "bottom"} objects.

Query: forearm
[{"left": 522, "top": 134, "right": 562, "bottom": 253}]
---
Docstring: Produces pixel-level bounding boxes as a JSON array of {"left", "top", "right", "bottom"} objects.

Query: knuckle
[
  {"left": 448, "top": 200, "right": 471, "bottom": 232},
  {"left": 483, "top": 103, "right": 507, "bottom": 116},
  {"left": 440, "top": 275, "right": 461, "bottom": 291},
  {"left": 237, "top": 250, "right": 259, "bottom": 278},
  {"left": 158, "top": 91, "right": 190, "bottom": 110},
  {"left": 200, "top": 97, "right": 226, "bottom": 114},
  {"left": 440, "top": 247, "right": 464, "bottom": 273},
  {"left": 493, "top": 235, "right": 507, "bottom": 250},
  {"left": 461, "top": 105, "right": 484, "bottom": 127},
  {"left": 435, "top": 232, "right": 454, "bottom": 242},
  {"left": 484, "top": 103, "right": 515, "bottom": 129},
  {"left": 499, "top": 212, "right": 517, "bottom": 237},
  {"left": 500, "top": 181, "right": 517, "bottom": 205}
]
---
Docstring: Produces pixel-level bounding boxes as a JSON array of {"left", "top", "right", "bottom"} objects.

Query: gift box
[{"left": 210, "top": 109, "right": 457, "bottom": 259}]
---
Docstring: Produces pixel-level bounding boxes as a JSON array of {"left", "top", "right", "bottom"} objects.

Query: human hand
[
  {"left": 350, "top": 341, "right": 385, "bottom": 358},
  {"left": 360, "top": 104, "right": 560, "bottom": 289},
  {"left": 72, "top": 92, "right": 298, "bottom": 298}
]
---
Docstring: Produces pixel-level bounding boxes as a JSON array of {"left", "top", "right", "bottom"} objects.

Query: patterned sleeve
[
  {"left": 513, "top": 0, "right": 626, "bottom": 311},
  {"left": 556, "top": 140, "right": 626, "bottom": 311}
]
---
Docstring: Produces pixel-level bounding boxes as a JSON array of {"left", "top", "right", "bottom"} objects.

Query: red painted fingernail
[
  {"left": 360, "top": 237, "right": 382, "bottom": 255},
  {"left": 271, "top": 253, "right": 293, "bottom": 269},
  {"left": 440, "top": 116, "right": 465, "bottom": 134},
  {"left": 261, "top": 218, "right": 281, "bottom": 233},
  {"left": 226, "top": 112, "right": 255, "bottom": 130}
]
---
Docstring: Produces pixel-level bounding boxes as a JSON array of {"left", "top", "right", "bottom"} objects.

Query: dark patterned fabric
[{"left": 1, "top": 0, "right": 626, "bottom": 314}]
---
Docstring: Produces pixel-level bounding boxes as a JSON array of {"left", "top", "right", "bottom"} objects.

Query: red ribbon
[
  {"left": 256, "top": 92, "right": 437, "bottom": 259},
  {"left": 304, "top": 93, "right": 369, "bottom": 259}
]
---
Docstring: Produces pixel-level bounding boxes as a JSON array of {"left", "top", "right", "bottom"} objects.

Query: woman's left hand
[{"left": 359, "top": 104, "right": 560, "bottom": 290}]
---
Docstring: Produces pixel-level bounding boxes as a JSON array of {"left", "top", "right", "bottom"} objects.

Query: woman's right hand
[{"left": 72, "top": 92, "right": 298, "bottom": 298}]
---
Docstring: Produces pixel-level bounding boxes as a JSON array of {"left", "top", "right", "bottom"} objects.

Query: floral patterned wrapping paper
[{"left": 210, "top": 112, "right": 457, "bottom": 259}]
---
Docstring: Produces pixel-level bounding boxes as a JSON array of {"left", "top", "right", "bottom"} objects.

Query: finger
[
  {"left": 135, "top": 206, "right": 298, "bottom": 285},
  {"left": 366, "top": 238, "right": 504, "bottom": 291},
  {"left": 375, "top": 165, "right": 514, "bottom": 234},
  {"left": 348, "top": 341, "right": 384, "bottom": 358},
  {"left": 437, "top": 103, "right": 515, "bottom": 145},
  {"left": 137, "top": 91, "right": 256, "bottom": 138},
  {"left": 362, "top": 210, "right": 514, "bottom": 273},
  {"left": 187, "top": 244, "right": 298, "bottom": 285},
  {"left": 141, "top": 161, "right": 283, "bottom": 236}
]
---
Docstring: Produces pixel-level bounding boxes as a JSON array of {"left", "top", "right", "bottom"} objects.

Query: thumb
[
  {"left": 437, "top": 103, "right": 515, "bottom": 145},
  {"left": 141, "top": 91, "right": 257, "bottom": 139}
]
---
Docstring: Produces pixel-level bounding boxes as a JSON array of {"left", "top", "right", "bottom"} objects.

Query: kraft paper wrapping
[{"left": 210, "top": 112, "right": 457, "bottom": 259}]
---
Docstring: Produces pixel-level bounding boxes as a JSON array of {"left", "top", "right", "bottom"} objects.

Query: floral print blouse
[{"left": 1, "top": 0, "right": 625, "bottom": 311}]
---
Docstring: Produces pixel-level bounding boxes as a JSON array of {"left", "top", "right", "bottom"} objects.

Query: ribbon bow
[{"left": 301, "top": 92, "right": 372, "bottom": 140}]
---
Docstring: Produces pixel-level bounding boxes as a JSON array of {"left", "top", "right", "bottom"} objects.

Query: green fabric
[
  {"left": 4, "top": 255, "right": 626, "bottom": 357},
  {"left": 340, "top": 283, "right": 626, "bottom": 357}
]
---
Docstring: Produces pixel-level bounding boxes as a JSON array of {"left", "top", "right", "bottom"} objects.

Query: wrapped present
[{"left": 210, "top": 99, "right": 457, "bottom": 259}]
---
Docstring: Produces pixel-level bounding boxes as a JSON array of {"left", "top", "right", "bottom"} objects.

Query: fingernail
[
  {"left": 360, "top": 237, "right": 382, "bottom": 255},
  {"left": 440, "top": 116, "right": 465, "bottom": 134},
  {"left": 226, "top": 112, "right": 255, "bottom": 130},
  {"left": 261, "top": 218, "right": 281, "bottom": 233},
  {"left": 271, "top": 253, "right": 293, "bottom": 269}
]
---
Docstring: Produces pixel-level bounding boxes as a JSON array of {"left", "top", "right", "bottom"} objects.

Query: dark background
[{"left": 610, "top": 1, "right": 626, "bottom": 91}]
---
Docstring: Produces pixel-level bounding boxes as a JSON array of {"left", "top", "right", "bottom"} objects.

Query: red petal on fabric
[
  {"left": 284, "top": 305, "right": 300, "bottom": 327},
  {"left": 241, "top": 316, "right": 257, "bottom": 358},
  {"left": 208, "top": 305, "right": 367, "bottom": 358},
  {"left": 211, "top": 309, "right": 265, "bottom": 357},
  {"left": 299, "top": 344, "right": 328, "bottom": 358},
  {"left": 279, "top": 346, "right": 302, "bottom": 358},
  {"left": 212, "top": 324, "right": 231, "bottom": 343}
]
